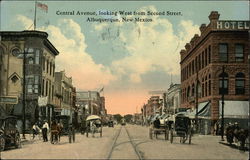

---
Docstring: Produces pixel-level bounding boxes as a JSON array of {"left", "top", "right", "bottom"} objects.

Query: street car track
[{"left": 107, "top": 126, "right": 144, "bottom": 160}]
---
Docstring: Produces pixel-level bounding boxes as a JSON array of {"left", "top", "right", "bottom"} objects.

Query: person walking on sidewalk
[{"left": 42, "top": 121, "right": 49, "bottom": 142}]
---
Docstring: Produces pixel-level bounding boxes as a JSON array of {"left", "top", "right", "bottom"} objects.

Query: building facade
[
  {"left": 54, "top": 71, "right": 76, "bottom": 122},
  {"left": 180, "top": 11, "right": 249, "bottom": 132},
  {"left": 0, "top": 30, "right": 59, "bottom": 130},
  {"left": 166, "top": 83, "right": 181, "bottom": 114}
]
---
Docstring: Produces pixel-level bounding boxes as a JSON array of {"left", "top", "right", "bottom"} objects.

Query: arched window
[
  {"left": 187, "top": 86, "right": 190, "bottom": 98},
  {"left": 191, "top": 83, "right": 195, "bottom": 96},
  {"left": 219, "top": 72, "right": 228, "bottom": 95},
  {"left": 235, "top": 73, "right": 245, "bottom": 95}
]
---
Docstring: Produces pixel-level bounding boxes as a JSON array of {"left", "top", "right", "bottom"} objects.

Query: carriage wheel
[
  {"left": 0, "top": 136, "right": 5, "bottom": 151},
  {"left": 165, "top": 129, "right": 169, "bottom": 140},
  {"left": 188, "top": 129, "right": 192, "bottom": 144},
  {"left": 100, "top": 127, "right": 102, "bottom": 137},
  {"left": 170, "top": 129, "right": 173, "bottom": 143},
  {"left": 15, "top": 134, "right": 21, "bottom": 148},
  {"left": 149, "top": 128, "right": 152, "bottom": 139},
  {"left": 164, "top": 129, "right": 168, "bottom": 140},
  {"left": 86, "top": 130, "right": 89, "bottom": 137}
]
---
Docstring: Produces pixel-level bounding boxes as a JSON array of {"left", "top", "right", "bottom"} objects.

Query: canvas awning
[
  {"left": 187, "top": 101, "right": 210, "bottom": 119},
  {"left": 219, "top": 100, "right": 249, "bottom": 119}
]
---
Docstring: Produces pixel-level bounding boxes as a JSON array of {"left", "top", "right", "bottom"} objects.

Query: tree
[
  {"left": 113, "top": 114, "right": 123, "bottom": 123},
  {"left": 124, "top": 114, "right": 133, "bottom": 123}
]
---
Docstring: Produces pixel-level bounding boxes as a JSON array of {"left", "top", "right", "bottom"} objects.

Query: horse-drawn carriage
[
  {"left": 86, "top": 115, "right": 102, "bottom": 137},
  {"left": 149, "top": 115, "right": 169, "bottom": 140},
  {"left": 169, "top": 113, "right": 192, "bottom": 144},
  {"left": 0, "top": 116, "right": 21, "bottom": 151}
]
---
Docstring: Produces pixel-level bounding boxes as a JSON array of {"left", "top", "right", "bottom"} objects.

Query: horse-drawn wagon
[{"left": 169, "top": 113, "right": 192, "bottom": 144}]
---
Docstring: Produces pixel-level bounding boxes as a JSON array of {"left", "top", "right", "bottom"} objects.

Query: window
[
  {"left": 43, "top": 57, "right": 45, "bottom": 71},
  {"left": 28, "top": 57, "right": 34, "bottom": 64},
  {"left": 42, "top": 79, "right": 44, "bottom": 96},
  {"left": 47, "top": 60, "right": 49, "bottom": 73},
  {"left": 34, "top": 75, "right": 39, "bottom": 84},
  {"left": 11, "top": 75, "right": 19, "bottom": 83},
  {"left": 235, "top": 72, "right": 245, "bottom": 95},
  {"left": 219, "top": 72, "right": 228, "bottom": 95},
  {"left": 35, "top": 50, "right": 40, "bottom": 64},
  {"left": 208, "top": 45, "right": 211, "bottom": 64},
  {"left": 191, "top": 84, "right": 195, "bottom": 96},
  {"left": 12, "top": 48, "right": 20, "bottom": 57},
  {"left": 27, "top": 84, "right": 33, "bottom": 93},
  {"left": 235, "top": 44, "right": 244, "bottom": 62},
  {"left": 219, "top": 44, "right": 228, "bottom": 62},
  {"left": 34, "top": 84, "right": 39, "bottom": 94}
]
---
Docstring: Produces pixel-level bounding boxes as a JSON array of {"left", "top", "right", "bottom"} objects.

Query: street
[{"left": 1, "top": 124, "right": 248, "bottom": 160}]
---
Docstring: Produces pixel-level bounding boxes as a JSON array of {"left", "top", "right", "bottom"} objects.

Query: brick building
[
  {"left": 180, "top": 11, "right": 249, "bottom": 133},
  {"left": 0, "top": 30, "right": 59, "bottom": 130}
]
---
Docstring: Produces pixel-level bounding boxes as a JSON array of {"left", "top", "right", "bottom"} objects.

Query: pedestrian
[
  {"left": 42, "top": 120, "right": 49, "bottom": 142},
  {"left": 32, "top": 123, "right": 40, "bottom": 139},
  {"left": 50, "top": 120, "right": 59, "bottom": 144},
  {"left": 68, "top": 123, "right": 75, "bottom": 143},
  {"left": 213, "top": 121, "right": 218, "bottom": 136}
]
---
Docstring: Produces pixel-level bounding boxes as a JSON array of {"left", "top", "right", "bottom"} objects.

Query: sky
[{"left": 0, "top": 0, "right": 249, "bottom": 115}]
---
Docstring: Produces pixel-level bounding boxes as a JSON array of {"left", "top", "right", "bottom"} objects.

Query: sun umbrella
[{"left": 86, "top": 115, "right": 101, "bottom": 121}]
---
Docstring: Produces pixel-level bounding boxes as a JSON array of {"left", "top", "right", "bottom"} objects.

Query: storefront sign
[{"left": 0, "top": 96, "right": 18, "bottom": 104}]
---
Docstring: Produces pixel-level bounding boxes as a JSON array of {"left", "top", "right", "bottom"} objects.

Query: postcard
[{"left": 0, "top": 0, "right": 249, "bottom": 159}]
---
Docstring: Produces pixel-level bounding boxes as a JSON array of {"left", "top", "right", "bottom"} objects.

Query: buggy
[
  {"left": 149, "top": 117, "right": 168, "bottom": 140},
  {"left": 86, "top": 115, "right": 102, "bottom": 137},
  {"left": 169, "top": 113, "right": 192, "bottom": 144},
  {"left": 0, "top": 116, "right": 21, "bottom": 151}
]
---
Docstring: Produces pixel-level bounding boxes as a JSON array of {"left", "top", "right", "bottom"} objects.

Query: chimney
[
  {"left": 199, "top": 24, "right": 206, "bottom": 33},
  {"left": 209, "top": 11, "right": 220, "bottom": 21},
  {"left": 209, "top": 11, "right": 220, "bottom": 29},
  {"left": 185, "top": 43, "right": 191, "bottom": 52}
]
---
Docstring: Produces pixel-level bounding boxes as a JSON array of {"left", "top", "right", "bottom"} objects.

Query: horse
[{"left": 226, "top": 123, "right": 249, "bottom": 151}]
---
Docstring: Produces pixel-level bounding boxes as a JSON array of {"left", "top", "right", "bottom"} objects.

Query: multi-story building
[
  {"left": 0, "top": 30, "right": 59, "bottom": 130},
  {"left": 166, "top": 83, "right": 181, "bottom": 114},
  {"left": 76, "top": 91, "right": 103, "bottom": 122},
  {"left": 54, "top": 71, "right": 76, "bottom": 122},
  {"left": 180, "top": 11, "right": 249, "bottom": 133}
]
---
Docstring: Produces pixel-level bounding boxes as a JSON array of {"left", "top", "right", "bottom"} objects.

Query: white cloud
[
  {"left": 93, "top": 6, "right": 200, "bottom": 83},
  {"left": 16, "top": 15, "right": 116, "bottom": 90}
]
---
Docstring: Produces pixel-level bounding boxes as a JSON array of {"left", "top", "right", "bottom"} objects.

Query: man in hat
[{"left": 42, "top": 120, "right": 49, "bottom": 142}]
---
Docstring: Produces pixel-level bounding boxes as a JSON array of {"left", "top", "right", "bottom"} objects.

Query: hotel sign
[{"left": 217, "top": 21, "right": 249, "bottom": 30}]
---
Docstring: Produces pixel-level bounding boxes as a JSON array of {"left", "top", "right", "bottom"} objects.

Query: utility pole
[
  {"left": 22, "top": 48, "right": 26, "bottom": 139},
  {"left": 221, "top": 65, "right": 225, "bottom": 141}
]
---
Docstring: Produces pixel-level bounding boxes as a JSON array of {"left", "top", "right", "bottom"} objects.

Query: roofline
[{"left": 0, "top": 30, "right": 59, "bottom": 56}]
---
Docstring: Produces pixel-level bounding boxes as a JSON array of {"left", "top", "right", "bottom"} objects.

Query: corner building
[{"left": 180, "top": 11, "right": 249, "bottom": 133}]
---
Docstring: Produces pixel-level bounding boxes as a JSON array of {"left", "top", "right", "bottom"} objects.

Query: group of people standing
[{"left": 32, "top": 120, "right": 63, "bottom": 143}]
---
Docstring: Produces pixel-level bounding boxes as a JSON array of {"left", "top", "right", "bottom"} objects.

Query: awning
[
  {"left": 219, "top": 100, "right": 249, "bottom": 119},
  {"left": 187, "top": 101, "right": 210, "bottom": 119}
]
